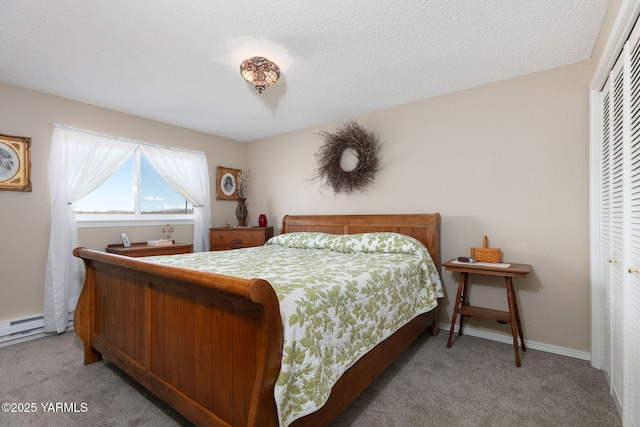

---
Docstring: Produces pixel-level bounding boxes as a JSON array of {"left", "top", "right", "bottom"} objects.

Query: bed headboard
[{"left": 281, "top": 213, "right": 440, "bottom": 267}]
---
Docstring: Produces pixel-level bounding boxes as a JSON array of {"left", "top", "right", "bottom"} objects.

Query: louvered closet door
[
  {"left": 625, "top": 22, "right": 640, "bottom": 427},
  {"left": 602, "top": 51, "right": 625, "bottom": 416},
  {"left": 600, "top": 21, "right": 640, "bottom": 426},
  {"left": 601, "top": 75, "right": 613, "bottom": 392}
]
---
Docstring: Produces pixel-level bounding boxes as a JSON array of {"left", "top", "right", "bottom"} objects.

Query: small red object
[{"left": 258, "top": 214, "right": 267, "bottom": 227}]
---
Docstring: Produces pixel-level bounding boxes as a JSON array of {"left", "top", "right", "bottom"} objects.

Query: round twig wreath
[{"left": 313, "top": 121, "right": 381, "bottom": 194}]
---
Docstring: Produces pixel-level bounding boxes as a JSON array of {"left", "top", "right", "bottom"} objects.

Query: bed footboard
[{"left": 73, "top": 248, "right": 284, "bottom": 427}]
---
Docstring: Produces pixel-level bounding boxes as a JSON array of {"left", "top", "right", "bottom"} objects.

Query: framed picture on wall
[
  {"left": 0, "top": 133, "right": 32, "bottom": 192},
  {"left": 216, "top": 166, "right": 241, "bottom": 201}
]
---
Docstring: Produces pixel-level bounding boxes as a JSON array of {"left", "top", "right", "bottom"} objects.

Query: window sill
[{"left": 75, "top": 216, "right": 195, "bottom": 228}]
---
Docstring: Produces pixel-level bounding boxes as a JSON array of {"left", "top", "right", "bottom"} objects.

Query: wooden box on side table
[{"left": 209, "top": 226, "right": 274, "bottom": 251}]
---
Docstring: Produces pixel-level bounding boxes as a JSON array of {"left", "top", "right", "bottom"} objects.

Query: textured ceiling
[{"left": 0, "top": 1, "right": 610, "bottom": 142}]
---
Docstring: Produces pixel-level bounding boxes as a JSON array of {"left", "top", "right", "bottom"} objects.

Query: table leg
[
  {"left": 458, "top": 272, "right": 470, "bottom": 336},
  {"left": 447, "top": 272, "right": 468, "bottom": 348},
  {"left": 505, "top": 276, "right": 521, "bottom": 367},
  {"left": 509, "top": 279, "right": 526, "bottom": 351}
]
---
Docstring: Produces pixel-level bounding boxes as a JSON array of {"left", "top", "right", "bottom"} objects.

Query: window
[{"left": 74, "top": 151, "right": 194, "bottom": 222}]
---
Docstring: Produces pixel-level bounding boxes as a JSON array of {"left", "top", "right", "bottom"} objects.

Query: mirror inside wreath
[
  {"left": 340, "top": 147, "right": 359, "bottom": 172},
  {"left": 313, "top": 121, "right": 381, "bottom": 194}
]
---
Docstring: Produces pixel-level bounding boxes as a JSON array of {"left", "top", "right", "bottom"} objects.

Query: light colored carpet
[{"left": 0, "top": 330, "right": 621, "bottom": 426}]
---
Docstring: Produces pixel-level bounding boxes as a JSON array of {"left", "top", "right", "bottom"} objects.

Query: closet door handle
[
  {"left": 609, "top": 258, "right": 619, "bottom": 263},
  {"left": 628, "top": 267, "right": 640, "bottom": 274}
]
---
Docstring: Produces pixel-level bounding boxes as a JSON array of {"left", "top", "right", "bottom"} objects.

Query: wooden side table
[
  {"left": 209, "top": 226, "right": 274, "bottom": 251},
  {"left": 443, "top": 259, "right": 531, "bottom": 367},
  {"left": 105, "top": 242, "right": 193, "bottom": 257}
]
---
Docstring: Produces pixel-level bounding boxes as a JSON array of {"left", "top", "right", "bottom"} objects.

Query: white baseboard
[{"left": 440, "top": 322, "right": 591, "bottom": 361}]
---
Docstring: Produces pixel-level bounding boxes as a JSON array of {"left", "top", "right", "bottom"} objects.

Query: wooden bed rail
[
  {"left": 72, "top": 247, "right": 274, "bottom": 300},
  {"left": 73, "top": 247, "right": 284, "bottom": 426}
]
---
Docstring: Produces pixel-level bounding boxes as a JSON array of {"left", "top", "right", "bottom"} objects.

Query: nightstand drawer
[
  {"left": 211, "top": 229, "right": 265, "bottom": 244},
  {"left": 209, "top": 227, "right": 274, "bottom": 251}
]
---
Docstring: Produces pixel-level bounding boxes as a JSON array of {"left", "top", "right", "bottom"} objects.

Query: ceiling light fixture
[{"left": 239, "top": 56, "right": 280, "bottom": 93}]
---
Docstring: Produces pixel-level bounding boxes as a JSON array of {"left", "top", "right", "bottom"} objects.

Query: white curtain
[
  {"left": 44, "top": 126, "right": 213, "bottom": 333},
  {"left": 140, "top": 145, "right": 211, "bottom": 252},
  {"left": 44, "top": 126, "right": 137, "bottom": 333}
]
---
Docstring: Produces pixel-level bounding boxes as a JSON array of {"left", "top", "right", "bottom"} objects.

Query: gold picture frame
[
  {"left": 216, "top": 166, "right": 241, "bottom": 201},
  {"left": 0, "top": 133, "right": 32, "bottom": 192}
]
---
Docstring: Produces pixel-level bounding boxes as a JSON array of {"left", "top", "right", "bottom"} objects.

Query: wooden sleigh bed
[{"left": 73, "top": 213, "right": 441, "bottom": 426}]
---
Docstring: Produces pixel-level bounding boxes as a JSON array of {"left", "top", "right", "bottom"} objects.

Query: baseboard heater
[{"left": 0, "top": 313, "right": 74, "bottom": 347}]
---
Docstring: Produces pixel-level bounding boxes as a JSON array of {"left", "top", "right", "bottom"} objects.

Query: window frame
[{"left": 73, "top": 150, "right": 196, "bottom": 227}]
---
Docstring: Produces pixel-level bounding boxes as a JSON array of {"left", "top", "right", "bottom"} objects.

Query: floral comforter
[{"left": 147, "top": 232, "right": 443, "bottom": 426}]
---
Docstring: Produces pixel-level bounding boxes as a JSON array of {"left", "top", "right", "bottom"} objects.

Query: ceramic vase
[{"left": 258, "top": 214, "right": 267, "bottom": 227}]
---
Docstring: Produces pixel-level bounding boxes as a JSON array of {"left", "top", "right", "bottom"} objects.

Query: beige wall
[
  {"left": 247, "top": 62, "right": 591, "bottom": 352},
  {"left": 0, "top": 82, "right": 246, "bottom": 322}
]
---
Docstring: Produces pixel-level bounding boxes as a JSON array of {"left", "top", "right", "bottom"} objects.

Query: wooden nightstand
[
  {"left": 443, "top": 259, "right": 531, "bottom": 367},
  {"left": 105, "top": 242, "right": 193, "bottom": 257},
  {"left": 209, "top": 226, "right": 274, "bottom": 251}
]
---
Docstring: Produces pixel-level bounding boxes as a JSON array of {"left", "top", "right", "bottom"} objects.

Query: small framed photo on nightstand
[{"left": 120, "top": 232, "right": 131, "bottom": 247}]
